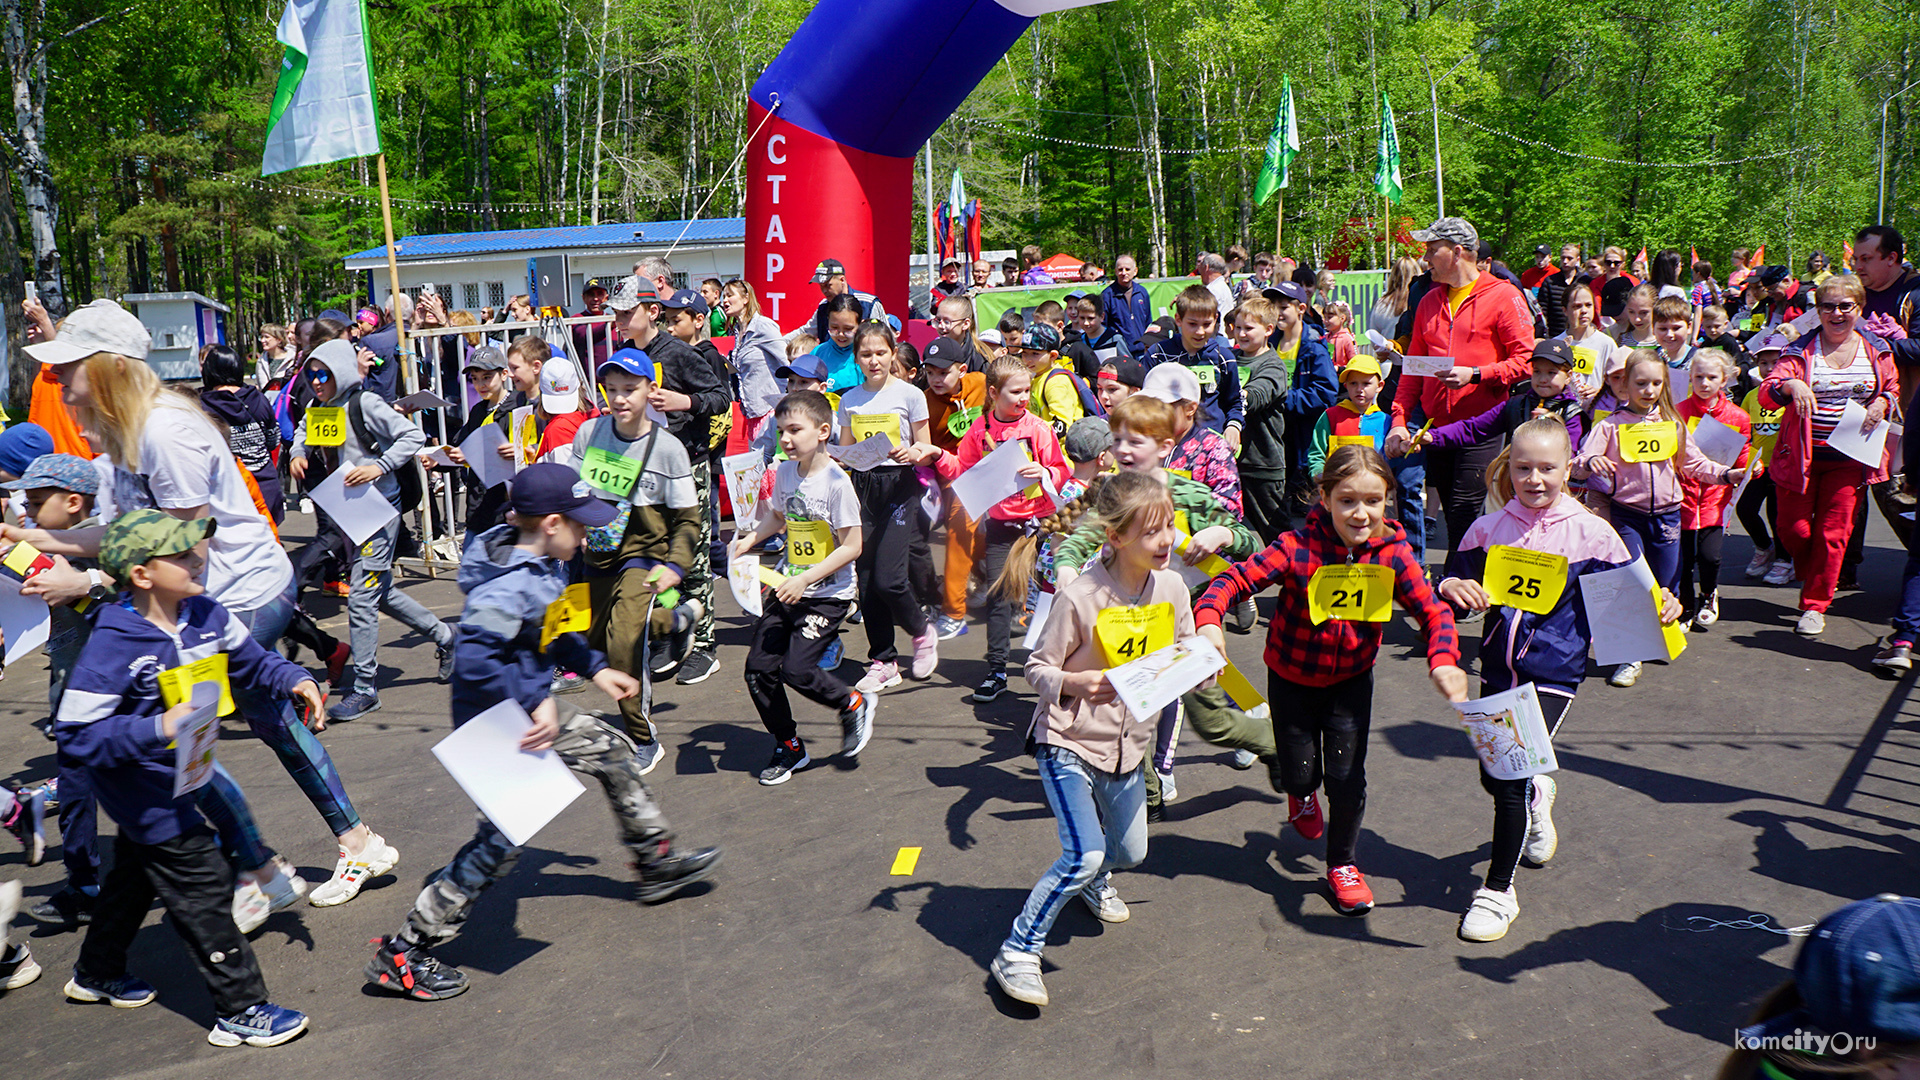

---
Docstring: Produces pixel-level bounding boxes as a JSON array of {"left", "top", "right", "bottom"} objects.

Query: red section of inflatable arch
[{"left": 745, "top": 102, "right": 914, "bottom": 332}]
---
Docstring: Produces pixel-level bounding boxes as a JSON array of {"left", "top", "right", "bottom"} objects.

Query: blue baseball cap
[
  {"left": 658, "top": 289, "right": 709, "bottom": 316},
  {"left": 775, "top": 353, "right": 829, "bottom": 382},
  {"left": 1738, "top": 894, "right": 1920, "bottom": 1045},
  {"left": 509, "top": 462, "right": 617, "bottom": 526},
  {"left": 597, "top": 347, "right": 655, "bottom": 382},
  {"left": 0, "top": 452, "right": 98, "bottom": 495},
  {"left": 0, "top": 423, "right": 55, "bottom": 480}
]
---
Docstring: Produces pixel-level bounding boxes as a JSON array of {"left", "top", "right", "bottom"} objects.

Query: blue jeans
[
  {"left": 1611, "top": 503, "right": 1682, "bottom": 591},
  {"left": 230, "top": 580, "right": 362, "bottom": 837},
  {"left": 1891, "top": 517, "right": 1920, "bottom": 644},
  {"left": 1003, "top": 745, "right": 1148, "bottom": 957},
  {"left": 1392, "top": 452, "right": 1427, "bottom": 567},
  {"left": 345, "top": 515, "right": 452, "bottom": 694}
]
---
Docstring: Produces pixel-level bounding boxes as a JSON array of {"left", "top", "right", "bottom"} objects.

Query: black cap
[
  {"left": 1263, "top": 282, "right": 1312, "bottom": 305},
  {"left": 1530, "top": 338, "right": 1575, "bottom": 367},
  {"left": 510, "top": 462, "right": 617, "bottom": 526},
  {"left": 1099, "top": 357, "right": 1147, "bottom": 389},
  {"left": 922, "top": 337, "right": 968, "bottom": 370},
  {"left": 1534, "top": 244, "right": 1550, "bottom": 256},
  {"left": 1757, "top": 265, "right": 1791, "bottom": 287},
  {"left": 810, "top": 258, "right": 846, "bottom": 284}
]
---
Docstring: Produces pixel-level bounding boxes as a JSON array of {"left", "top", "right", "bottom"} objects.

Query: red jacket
[
  {"left": 1761, "top": 329, "right": 1898, "bottom": 494},
  {"left": 935, "top": 409, "right": 1071, "bottom": 522},
  {"left": 1676, "top": 394, "right": 1752, "bottom": 529},
  {"left": 1404, "top": 273, "right": 1538, "bottom": 427}
]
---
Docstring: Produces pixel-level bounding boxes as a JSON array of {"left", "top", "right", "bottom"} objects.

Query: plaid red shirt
[{"left": 1194, "top": 505, "right": 1459, "bottom": 687}]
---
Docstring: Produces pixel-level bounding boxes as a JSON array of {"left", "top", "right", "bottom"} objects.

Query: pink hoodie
[
  {"left": 1573, "top": 404, "right": 1732, "bottom": 515},
  {"left": 934, "top": 408, "right": 1071, "bottom": 522}
]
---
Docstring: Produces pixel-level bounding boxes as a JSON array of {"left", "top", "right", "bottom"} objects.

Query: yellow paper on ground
[
  {"left": 1620, "top": 420, "right": 1678, "bottom": 463},
  {"left": 540, "top": 582, "right": 592, "bottom": 648},
  {"left": 849, "top": 412, "right": 900, "bottom": 447},
  {"left": 889, "top": 847, "right": 922, "bottom": 875},
  {"left": 157, "top": 654, "right": 237, "bottom": 717},
  {"left": 1095, "top": 603, "right": 1176, "bottom": 668},
  {"left": 305, "top": 407, "right": 347, "bottom": 447},
  {"left": 1484, "top": 546, "right": 1569, "bottom": 615},
  {"left": 1306, "top": 563, "right": 1394, "bottom": 624},
  {"left": 1216, "top": 662, "right": 1266, "bottom": 711}
]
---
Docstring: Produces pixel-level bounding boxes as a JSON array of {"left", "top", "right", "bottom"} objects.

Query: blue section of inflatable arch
[{"left": 750, "top": 0, "right": 1034, "bottom": 158}]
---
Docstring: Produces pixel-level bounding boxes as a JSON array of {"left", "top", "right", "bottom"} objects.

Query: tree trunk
[
  {"left": 589, "top": 0, "right": 608, "bottom": 226},
  {"left": 477, "top": 67, "right": 495, "bottom": 231},
  {"left": 4, "top": 0, "right": 66, "bottom": 316}
]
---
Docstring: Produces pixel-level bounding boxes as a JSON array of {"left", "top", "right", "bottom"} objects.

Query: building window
[
  {"left": 672, "top": 272, "right": 689, "bottom": 290},
  {"left": 462, "top": 283, "right": 481, "bottom": 310},
  {"left": 486, "top": 281, "right": 506, "bottom": 308}
]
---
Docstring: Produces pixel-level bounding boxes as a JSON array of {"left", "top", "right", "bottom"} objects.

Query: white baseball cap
[
  {"left": 539, "top": 356, "right": 582, "bottom": 413},
  {"left": 25, "top": 299, "right": 151, "bottom": 364},
  {"left": 1141, "top": 363, "right": 1201, "bottom": 404}
]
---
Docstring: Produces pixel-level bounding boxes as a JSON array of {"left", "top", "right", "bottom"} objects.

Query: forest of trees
[{"left": 1, "top": 0, "right": 1916, "bottom": 398}]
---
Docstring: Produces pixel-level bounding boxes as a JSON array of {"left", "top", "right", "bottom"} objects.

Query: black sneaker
[
  {"left": 1228, "top": 597, "right": 1258, "bottom": 634},
  {"left": 436, "top": 626, "right": 456, "bottom": 683},
  {"left": 550, "top": 670, "right": 589, "bottom": 695},
  {"left": 1874, "top": 641, "right": 1914, "bottom": 676},
  {"left": 64, "top": 971, "right": 156, "bottom": 1008},
  {"left": 971, "top": 673, "right": 1008, "bottom": 703},
  {"left": 675, "top": 649, "right": 719, "bottom": 685},
  {"left": 838, "top": 690, "right": 875, "bottom": 758},
  {"left": 758, "top": 741, "right": 810, "bottom": 786},
  {"left": 327, "top": 691, "right": 381, "bottom": 723},
  {"left": 364, "top": 936, "right": 469, "bottom": 1001},
  {"left": 634, "top": 846, "right": 722, "bottom": 904},
  {"left": 667, "top": 605, "right": 697, "bottom": 671},
  {"left": 30, "top": 887, "right": 94, "bottom": 928},
  {"left": 1146, "top": 801, "right": 1165, "bottom": 823}
]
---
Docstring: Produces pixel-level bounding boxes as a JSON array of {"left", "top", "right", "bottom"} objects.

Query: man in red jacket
[{"left": 1386, "top": 217, "right": 1536, "bottom": 560}]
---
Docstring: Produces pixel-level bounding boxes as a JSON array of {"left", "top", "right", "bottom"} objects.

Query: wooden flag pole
[
  {"left": 1275, "top": 195, "right": 1284, "bottom": 260},
  {"left": 375, "top": 152, "right": 415, "bottom": 395}
]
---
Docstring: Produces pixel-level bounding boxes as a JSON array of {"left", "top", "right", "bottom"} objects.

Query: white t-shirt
[
  {"left": 1206, "top": 277, "right": 1235, "bottom": 334},
  {"left": 835, "top": 379, "right": 928, "bottom": 468},
  {"left": 773, "top": 458, "right": 861, "bottom": 601},
  {"left": 99, "top": 401, "right": 293, "bottom": 612},
  {"left": 1558, "top": 328, "right": 1615, "bottom": 400}
]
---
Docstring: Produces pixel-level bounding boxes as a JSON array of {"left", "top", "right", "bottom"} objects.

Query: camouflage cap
[{"left": 99, "top": 509, "right": 215, "bottom": 583}]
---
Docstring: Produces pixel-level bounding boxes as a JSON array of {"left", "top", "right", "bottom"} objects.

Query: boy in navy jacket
[
  {"left": 57, "top": 510, "right": 320, "bottom": 1048},
  {"left": 364, "top": 464, "right": 720, "bottom": 1001}
]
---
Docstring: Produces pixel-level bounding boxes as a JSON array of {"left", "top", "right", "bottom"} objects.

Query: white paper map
[
  {"left": 1108, "top": 636, "right": 1226, "bottom": 726},
  {"left": 431, "top": 699, "right": 586, "bottom": 847},
  {"left": 172, "top": 682, "right": 225, "bottom": 797},
  {"left": 307, "top": 468, "right": 399, "bottom": 546},
  {"left": 825, "top": 433, "right": 895, "bottom": 472},
  {"left": 1454, "top": 681, "right": 1558, "bottom": 780}
]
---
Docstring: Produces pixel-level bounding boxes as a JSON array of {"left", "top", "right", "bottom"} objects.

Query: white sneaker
[
  {"left": 1458, "top": 886, "right": 1520, "bottom": 942},
  {"left": 990, "top": 947, "right": 1048, "bottom": 1006},
  {"left": 233, "top": 882, "right": 271, "bottom": 934},
  {"left": 854, "top": 660, "right": 901, "bottom": 695},
  {"left": 1607, "top": 661, "right": 1641, "bottom": 688},
  {"left": 1796, "top": 609, "right": 1826, "bottom": 637},
  {"left": 635, "top": 739, "right": 664, "bottom": 776},
  {"left": 1745, "top": 546, "right": 1774, "bottom": 578},
  {"left": 1523, "top": 774, "right": 1558, "bottom": 865},
  {"left": 309, "top": 834, "right": 400, "bottom": 908},
  {"left": 1230, "top": 748, "right": 1259, "bottom": 770},
  {"left": 1080, "top": 883, "right": 1130, "bottom": 923},
  {"left": 1764, "top": 561, "right": 1794, "bottom": 586},
  {"left": 1157, "top": 769, "right": 1178, "bottom": 803},
  {"left": 1692, "top": 593, "right": 1719, "bottom": 630}
]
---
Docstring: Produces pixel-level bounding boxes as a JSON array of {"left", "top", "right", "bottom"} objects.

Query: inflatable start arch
[{"left": 745, "top": 0, "right": 1108, "bottom": 330}]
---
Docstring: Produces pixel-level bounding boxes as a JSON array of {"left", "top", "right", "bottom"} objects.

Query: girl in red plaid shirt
[{"left": 1196, "top": 446, "right": 1466, "bottom": 916}]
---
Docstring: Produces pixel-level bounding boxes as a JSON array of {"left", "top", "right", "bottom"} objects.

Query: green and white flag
[
  {"left": 261, "top": 0, "right": 382, "bottom": 176},
  {"left": 1253, "top": 75, "right": 1300, "bottom": 207},
  {"left": 1373, "top": 91, "right": 1403, "bottom": 205}
]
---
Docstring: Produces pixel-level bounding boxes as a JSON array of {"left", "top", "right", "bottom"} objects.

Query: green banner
[{"left": 970, "top": 271, "right": 1388, "bottom": 332}]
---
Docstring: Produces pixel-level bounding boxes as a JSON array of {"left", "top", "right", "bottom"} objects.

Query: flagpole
[
  {"left": 374, "top": 152, "right": 414, "bottom": 394},
  {"left": 1276, "top": 195, "right": 1284, "bottom": 259}
]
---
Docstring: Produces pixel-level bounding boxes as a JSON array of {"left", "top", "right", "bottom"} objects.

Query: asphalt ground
[{"left": 4, "top": 508, "right": 1917, "bottom": 1079}]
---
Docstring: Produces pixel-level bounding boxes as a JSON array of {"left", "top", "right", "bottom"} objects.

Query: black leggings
[
  {"left": 1270, "top": 668, "right": 1373, "bottom": 867},
  {"left": 1480, "top": 690, "right": 1573, "bottom": 891},
  {"left": 850, "top": 465, "right": 930, "bottom": 664},
  {"left": 1736, "top": 472, "right": 1777, "bottom": 551},
  {"left": 743, "top": 597, "right": 853, "bottom": 743},
  {"left": 980, "top": 517, "right": 1027, "bottom": 669},
  {"left": 1678, "top": 526, "right": 1724, "bottom": 611}
]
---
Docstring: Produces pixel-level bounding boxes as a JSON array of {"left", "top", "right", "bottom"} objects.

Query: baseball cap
[
  {"left": 0, "top": 423, "right": 54, "bottom": 479},
  {"left": 0, "top": 452, "right": 98, "bottom": 495},
  {"left": 941, "top": 257, "right": 962, "bottom": 269},
  {"left": 978, "top": 328, "right": 1005, "bottom": 347},
  {"left": 775, "top": 353, "right": 829, "bottom": 382},
  {"left": 597, "top": 347, "right": 655, "bottom": 382},
  {"left": 1534, "top": 244, "right": 1550, "bottom": 256},
  {"left": 582, "top": 282, "right": 608, "bottom": 297},
  {"left": 1263, "top": 282, "right": 1312, "bottom": 305},
  {"left": 25, "top": 299, "right": 151, "bottom": 364},
  {"left": 509, "top": 462, "right": 617, "bottom": 527},
  {"left": 1738, "top": 894, "right": 1920, "bottom": 1046},
  {"left": 1016, "top": 322, "right": 1062, "bottom": 353},
  {"left": 1757, "top": 265, "right": 1791, "bottom": 287},
  {"left": 1339, "top": 356, "right": 1384, "bottom": 381},
  {"left": 1530, "top": 338, "right": 1576, "bottom": 367},
  {"left": 810, "top": 258, "right": 846, "bottom": 284},
  {"left": 1099, "top": 358, "right": 1147, "bottom": 390},
  {"left": 922, "top": 337, "right": 968, "bottom": 370},
  {"left": 659, "top": 288, "right": 709, "bottom": 316},
  {"left": 1141, "top": 363, "right": 1201, "bottom": 404},
  {"left": 462, "top": 344, "right": 507, "bottom": 372},
  {"left": 539, "top": 357, "right": 582, "bottom": 413},
  {"left": 1063, "top": 417, "right": 1111, "bottom": 463},
  {"left": 1410, "top": 216, "right": 1480, "bottom": 249},
  {"left": 606, "top": 275, "right": 657, "bottom": 312},
  {"left": 100, "top": 508, "right": 215, "bottom": 583}
]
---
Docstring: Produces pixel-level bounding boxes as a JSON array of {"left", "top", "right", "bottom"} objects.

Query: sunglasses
[
  {"left": 305, "top": 368, "right": 331, "bottom": 382},
  {"left": 1817, "top": 302, "right": 1858, "bottom": 314},
  {"left": 1604, "top": 260, "right": 1623, "bottom": 267}
]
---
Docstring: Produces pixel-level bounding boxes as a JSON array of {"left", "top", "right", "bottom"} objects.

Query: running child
[
  {"left": 1572, "top": 349, "right": 1745, "bottom": 687},
  {"left": 989, "top": 472, "right": 1186, "bottom": 1009},
  {"left": 921, "top": 337, "right": 985, "bottom": 640},
  {"left": 1195, "top": 446, "right": 1465, "bottom": 916},
  {"left": 1556, "top": 281, "right": 1615, "bottom": 408},
  {"left": 1740, "top": 345, "right": 1790, "bottom": 585},
  {"left": 365, "top": 465, "right": 720, "bottom": 1000},
  {"left": 836, "top": 322, "right": 938, "bottom": 693},
  {"left": 1676, "top": 349, "right": 1752, "bottom": 629},
  {"left": 730, "top": 391, "right": 874, "bottom": 785},
  {"left": 1144, "top": 285, "right": 1244, "bottom": 448},
  {"left": 1307, "top": 355, "right": 1405, "bottom": 479},
  {"left": 1435, "top": 418, "right": 1681, "bottom": 941}
]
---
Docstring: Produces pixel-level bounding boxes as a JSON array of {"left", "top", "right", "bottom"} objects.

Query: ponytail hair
[{"left": 991, "top": 472, "right": 1176, "bottom": 603}]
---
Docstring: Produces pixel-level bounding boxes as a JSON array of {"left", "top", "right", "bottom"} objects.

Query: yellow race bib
[
  {"left": 786, "top": 519, "right": 833, "bottom": 568},
  {"left": 157, "top": 654, "right": 237, "bottom": 717},
  {"left": 1484, "top": 546, "right": 1569, "bottom": 615},
  {"left": 1570, "top": 346, "right": 1597, "bottom": 377},
  {"left": 848, "top": 412, "right": 900, "bottom": 447},
  {"left": 1329, "top": 434, "right": 1374, "bottom": 452},
  {"left": 1095, "top": 603, "right": 1176, "bottom": 667},
  {"left": 540, "top": 582, "right": 592, "bottom": 648},
  {"left": 305, "top": 407, "right": 346, "bottom": 448},
  {"left": 1306, "top": 563, "right": 1394, "bottom": 624},
  {"left": 1620, "top": 420, "right": 1678, "bottom": 463}
]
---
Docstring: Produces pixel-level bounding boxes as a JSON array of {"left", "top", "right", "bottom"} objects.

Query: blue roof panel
[{"left": 344, "top": 217, "right": 746, "bottom": 263}]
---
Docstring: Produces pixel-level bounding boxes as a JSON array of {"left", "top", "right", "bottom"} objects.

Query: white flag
[{"left": 261, "top": 0, "right": 382, "bottom": 176}]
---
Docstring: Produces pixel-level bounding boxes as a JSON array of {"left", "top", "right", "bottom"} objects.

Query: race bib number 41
[
  {"left": 1306, "top": 564, "right": 1394, "bottom": 624},
  {"left": 1096, "top": 603, "right": 1176, "bottom": 668}
]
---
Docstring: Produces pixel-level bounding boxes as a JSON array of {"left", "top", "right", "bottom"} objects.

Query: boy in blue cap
[
  {"left": 0, "top": 422, "right": 54, "bottom": 483},
  {"left": 365, "top": 464, "right": 720, "bottom": 1001}
]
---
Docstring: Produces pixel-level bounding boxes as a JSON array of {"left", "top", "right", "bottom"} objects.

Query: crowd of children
[{"left": 5, "top": 221, "right": 1918, "bottom": 1038}]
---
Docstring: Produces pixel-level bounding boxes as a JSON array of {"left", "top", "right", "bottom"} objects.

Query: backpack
[
  {"left": 346, "top": 391, "right": 424, "bottom": 515},
  {"left": 1044, "top": 366, "right": 1105, "bottom": 422}
]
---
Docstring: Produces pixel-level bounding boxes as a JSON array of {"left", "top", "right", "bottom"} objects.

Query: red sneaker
[
  {"left": 323, "top": 580, "right": 350, "bottom": 598},
  {"left": 1287, "top": 793, "right": 1324, "bottom": 840},
  {"left": 1328, "top": 864, "right": 1374, "bottom": 916},
  {"left": 325, "top": 642, "right": 351, "bottom": 685}
]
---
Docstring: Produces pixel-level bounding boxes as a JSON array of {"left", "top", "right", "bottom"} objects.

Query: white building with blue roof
[{"left": 342, "top": 217, "right": 746, "bottom": 313}]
